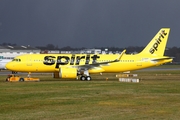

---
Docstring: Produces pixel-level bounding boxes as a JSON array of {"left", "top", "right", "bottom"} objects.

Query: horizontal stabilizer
[{"left": 151, "top": 57, "right": 173, "bottom": 61}]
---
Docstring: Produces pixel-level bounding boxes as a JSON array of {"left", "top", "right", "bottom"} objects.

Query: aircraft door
[
  {"left": 26, "top": 55, "right": 32, "bottom": 66},
  {"left": 136, "top": 57, "right": 142, "bottom": 66}
]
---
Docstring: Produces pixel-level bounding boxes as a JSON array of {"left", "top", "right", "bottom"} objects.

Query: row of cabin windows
[
  {"left": 33, "top": 59, "right": 135, "bottom": 62},
  {"left": 12, "top": 59, "right": 135, "bottom": 63}
]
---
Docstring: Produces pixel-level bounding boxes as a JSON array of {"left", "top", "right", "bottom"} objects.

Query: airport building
[
  {"left": 70, "top": 49, "right": 102, "bottom": 54},
  {"left": 0, "top": 45, "right": 41, "bottom": 58},
  {"left": 0, "top": 45, "right": 41, "bottom": 69},
  {"left": 60, "top": 49, "right": 121, "bottom": 54}
]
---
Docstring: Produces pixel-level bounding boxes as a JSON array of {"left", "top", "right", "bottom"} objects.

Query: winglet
[{"left": 116, "top": 49, "right": 126, "bottom": 61}]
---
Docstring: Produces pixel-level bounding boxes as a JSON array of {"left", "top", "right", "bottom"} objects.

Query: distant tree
[
  {"left": 55, "top": 45, "right": 59, "bottom": 49},
  {"left": 36, "top": 46, "right": 47, "bottom": 50},
  {"left": 60, "top": 46, "right": 73, "bottom": 51},
  {"left": 0, "top": 43, "right": 17, "bottom": 46},
  {"left": 166, "top": 47, "right": 180, "bottom": 62},
  {"left": 46, "top": 44, "right": 55, "bottom": 50},
  {"left": 126, "top": 46, "right": 144, "bottom": 54}
]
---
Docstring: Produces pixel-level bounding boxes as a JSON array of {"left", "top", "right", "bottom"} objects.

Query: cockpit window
[{"left": 12, "top": 58, "right": 21, "bottom": 62}]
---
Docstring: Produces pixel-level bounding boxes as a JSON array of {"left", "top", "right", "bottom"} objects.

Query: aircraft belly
[
  {"left": 101, "top": 63, "right": 137, "bottom": 72},
  {"left": 88, "top": 68, "right": 105, "bottom": 73}
]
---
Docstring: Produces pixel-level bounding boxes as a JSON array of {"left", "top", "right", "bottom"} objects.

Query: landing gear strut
[
  {"left": 12, "top": 71, "right": 17, "bottom": 74},
  {"left": 27, "top": 72, "right": 31, "bottom": 78},
  {"left": 79, "top": 70, "right": 92, "bottom": 81}
]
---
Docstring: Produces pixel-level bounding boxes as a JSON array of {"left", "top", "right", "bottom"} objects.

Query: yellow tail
[{"left": 139, "top": 28, "right": 170, "bottom": 56}]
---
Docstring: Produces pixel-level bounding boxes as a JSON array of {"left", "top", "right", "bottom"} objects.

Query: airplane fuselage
[
  {"left": 5, "top": 28, "right": 172, "bottom": 80},
  {"left": 6, "top": 53, "right": 172, "bottom": 73}
]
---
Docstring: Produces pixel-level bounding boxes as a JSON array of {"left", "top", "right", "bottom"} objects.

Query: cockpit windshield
[{"left": 12, "top": 58, "right": 21, "bottom": 62}]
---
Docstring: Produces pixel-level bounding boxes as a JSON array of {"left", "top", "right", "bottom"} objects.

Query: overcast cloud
[{"left": 0, "top": 0, "right": 180, "bottom": 48}]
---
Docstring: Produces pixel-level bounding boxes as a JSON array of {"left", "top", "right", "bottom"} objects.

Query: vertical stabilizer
[{"left": 139, "top": 28, "right": 170, "bottom": 56}]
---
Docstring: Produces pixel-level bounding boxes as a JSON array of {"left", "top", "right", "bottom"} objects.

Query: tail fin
[{"left": 139, "top": 28, "right": 170, "bottom": 56}]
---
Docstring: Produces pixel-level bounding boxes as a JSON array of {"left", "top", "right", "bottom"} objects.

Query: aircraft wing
[{"left": 73, "top": 50, "right": 126, "bottom": 70}]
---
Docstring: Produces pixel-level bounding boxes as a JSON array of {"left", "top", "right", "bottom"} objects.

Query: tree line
[
  {"left": 1, "top": 43, "right": 180, "bottom": 62},
  {"left": 36, "top": 44, "right": 180, "bottom": 62}
]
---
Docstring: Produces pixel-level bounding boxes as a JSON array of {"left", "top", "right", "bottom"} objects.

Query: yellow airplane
[{"left": 6, "top": 28, "right": 172, "bottom": 80}]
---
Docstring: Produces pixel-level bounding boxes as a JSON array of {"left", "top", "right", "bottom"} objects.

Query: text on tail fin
[
  {"left": 139, "top": 28, "right": 170, "bottom": 56},
  {"left": 149, "top": 29, "right": 168, "bottom": 54}
]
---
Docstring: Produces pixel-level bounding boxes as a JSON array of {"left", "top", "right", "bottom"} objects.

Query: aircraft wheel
[
  {"left": 80, "top": 76, "right": 86, "bottom": 81},
  {"left": 19, "top": 78, "right": 24, "bottom": 82},
  {"left": 86, "top": 76, "right": 91, "bottom": 81},
  {"left": 6, "top": 78, "right": 9, "bottom": 82},
  {"left": 12, "top": 71, "right": 17, "bottom": 74}
]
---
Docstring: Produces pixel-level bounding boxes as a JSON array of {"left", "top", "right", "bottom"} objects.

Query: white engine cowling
[{"left": 59, "top": 67, "right": 77, "bottom": 79}]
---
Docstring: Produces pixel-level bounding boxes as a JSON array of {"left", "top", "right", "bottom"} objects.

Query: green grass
[{"left": 0, "top": 67, "right": 180, "bottom": 120}]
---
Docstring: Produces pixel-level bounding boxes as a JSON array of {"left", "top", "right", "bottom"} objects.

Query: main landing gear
[
  {"left": 12, "top": 71, "right": 18, "bottom": 74},
  {"left": 80, "top": 76, "right": 91, "bottom": 81},
  {"left": 79, "top": 70, "right": 92, "bottom": 81}
]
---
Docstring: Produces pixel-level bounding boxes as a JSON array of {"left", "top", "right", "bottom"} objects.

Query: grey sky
[{"left": 0, "top": 0, "right": 180, "bottom": 48}]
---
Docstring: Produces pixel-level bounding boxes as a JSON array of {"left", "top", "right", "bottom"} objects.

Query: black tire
[
  {"left": 6, "top": 78, "right": 9, "bottom": 82},
  {"left": 80, "top": 76, "right": 86, "bottom": 81},
  {"left": 86, "top": 76, "right": 91, "bottom": 81},
  {"left": 12, "top": 71, "right": 17, "bottom": 74},
  {"left": 19, "top": 78, "right": 24, "bottom": 82}
]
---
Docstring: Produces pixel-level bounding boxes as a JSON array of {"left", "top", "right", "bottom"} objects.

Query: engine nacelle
[{"left": 59, "top": 67, "right": 77, "bottom": 79}]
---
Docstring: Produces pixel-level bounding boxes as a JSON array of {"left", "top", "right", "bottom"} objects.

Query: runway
[
  {"left": 137, "top": 67, "right": 180, "bottom": 71},
  {"left": 1, "top": 66, "right": 180, "bottom": 76},
  {"left": 0, "top": 70, "right": 52, "bottom": 76}
]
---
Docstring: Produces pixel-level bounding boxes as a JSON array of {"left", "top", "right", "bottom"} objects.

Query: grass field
[{"left": 0, "top": 65, "right": 180, "bottom": 120}]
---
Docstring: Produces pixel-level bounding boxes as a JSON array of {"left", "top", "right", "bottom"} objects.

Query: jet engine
[{"left": 59, "top": 67, "right": 77, "bottom": 79}]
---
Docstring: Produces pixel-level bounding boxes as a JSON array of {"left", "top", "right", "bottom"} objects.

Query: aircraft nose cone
[{"left": 5, "top": 62, "right": 13, "bottom": 70}]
